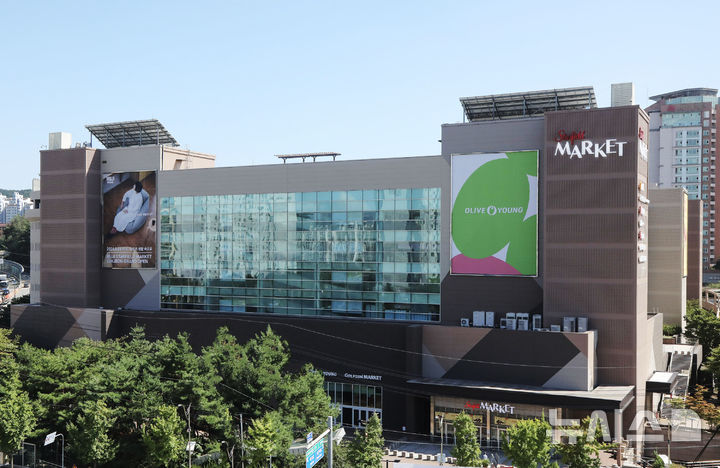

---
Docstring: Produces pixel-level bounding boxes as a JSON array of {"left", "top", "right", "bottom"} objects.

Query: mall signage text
[
  {"left": 552, "top": 130, "right": 628, "bottom": 159},
  {"left": 464, "top": 401, "right": 516, "bottom": 414}
]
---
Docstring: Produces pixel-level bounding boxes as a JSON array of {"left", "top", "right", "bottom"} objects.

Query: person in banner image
[{"left": 109, "top": 181, "right": 149, "bottom": 236}]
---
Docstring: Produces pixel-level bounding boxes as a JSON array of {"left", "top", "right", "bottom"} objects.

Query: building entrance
[{"left": 432, "top": 396, "right": 557, "bottom": 449}]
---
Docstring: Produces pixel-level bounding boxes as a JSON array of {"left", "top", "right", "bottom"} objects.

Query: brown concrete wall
[
  {"left": 543, "top": 106, "right": 647, "bottom": 388},
  {"left": 648, "top": 188, "right": 687, "bottom": 326},
  {"left": 39, "top": 148, "right": 101, "bottom": 307},
  {"left": 687, "top": 199, "right": 703, "bottom": 300},
  {"left": 162, "top": 146, "right": 216, "bottom": 170}
]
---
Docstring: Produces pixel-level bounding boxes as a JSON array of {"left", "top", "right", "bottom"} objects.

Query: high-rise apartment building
[{"left": 646, "top": 88, "right": 719, "bottom": 270}]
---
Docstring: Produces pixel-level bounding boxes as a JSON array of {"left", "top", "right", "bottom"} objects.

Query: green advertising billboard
[{"left": 451, "top": 151, "right": 538, "bottom": 276}]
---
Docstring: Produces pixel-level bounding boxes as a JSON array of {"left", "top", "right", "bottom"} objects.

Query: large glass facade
[{"left": 160, "top": 188, "right": 441, "bottom": 321}]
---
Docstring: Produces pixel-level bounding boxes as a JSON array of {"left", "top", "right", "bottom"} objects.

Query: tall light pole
[
  {"left": 436, "top": 415, "right": 445, "bottom": 465},
  {"left": 221, "top": 440, "right": 235, "bottom": 468},
  {"left": 58, "top": 434, "right": 64, "bottom": 468},
  {"left": 240, "top": 414, "right": 245, "bottom": 468},
  {"left": 178, "top": 403, "right": 192, "bottom": 468},
  {"left": 328, "top": 416, "right": 334, "bottom": 468},
  {"left": 43, "top": 432, "right": 64, "bottom": 468}
]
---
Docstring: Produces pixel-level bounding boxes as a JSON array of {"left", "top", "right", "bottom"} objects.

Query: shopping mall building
[{"left": 15, "top": 87, "right": 699, "bottom": 451}]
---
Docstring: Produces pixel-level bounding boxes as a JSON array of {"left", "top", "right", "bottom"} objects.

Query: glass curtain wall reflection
[{"left": 160, "top": 188, "right": 441, "bottom": 321}]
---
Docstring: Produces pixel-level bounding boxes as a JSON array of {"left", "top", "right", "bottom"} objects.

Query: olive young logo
[
  {"left": 451, "top": 151, "right": 538, "bottom": 276},
  {"left": 464, "top": 206, "right": 524, "bottom": 215},
  {"left": 553, "top": 130, "right": 628, "bottom": 159}
]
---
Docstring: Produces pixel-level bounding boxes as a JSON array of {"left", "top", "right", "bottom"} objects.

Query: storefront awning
[
  {"left": 646, "top": 371, "right": 679, "bottom": 394},
  {"left": 407, "top": 377, "right": 635, "bottom": 411}
]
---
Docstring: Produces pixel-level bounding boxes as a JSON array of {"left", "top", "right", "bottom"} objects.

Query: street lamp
[
  {"left": 178, "top": 403, "right": 192, "bottom": 468},
  {"left": 43, "top": 432, "right": 64, "bottom": 468},
  {"left": 221, "top": 440, "right": 235, "bottom": 468},
  {"left": 435, "top": 415, "right": 445, "bottom": 465}
]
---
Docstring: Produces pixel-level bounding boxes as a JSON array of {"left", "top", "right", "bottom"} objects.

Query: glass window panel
[
  {"left": 395, "top": 188, "right": 411, "bottom": 199},
  {"left": 381, "top": 189, "right": 395, "bottom": 199},
  {"left": 161, "top": 187, "right": 440, "bottom": 322},
  {"left": 363, "top": 190, "right": 378, "bottom": 200},
  {"left": 411, "top": 188, "right": 427, "bottom": 199},
  {"left": 347, "top": 201, "right": 363, "bottom": 211},
  {"left": 363, "top": 200, "right": 378, "bottom": 210}
]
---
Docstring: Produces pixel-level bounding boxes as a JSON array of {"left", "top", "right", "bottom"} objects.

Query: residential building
[{"left": 646, "top": 88, "right": 719, "bottom": 271}]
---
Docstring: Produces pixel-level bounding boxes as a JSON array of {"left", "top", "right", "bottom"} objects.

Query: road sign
[
  {"left": 44, "top": 432, "right": 56, "bottom": 446},
  {"left": 305, "top": 437, "right": 325, "bottom": 468},
  {"left": 307, "top": 432, "right": 313, "bottom": 444},
  {"left": 186, "top": 441, "right": 197, "bottom": 452}
]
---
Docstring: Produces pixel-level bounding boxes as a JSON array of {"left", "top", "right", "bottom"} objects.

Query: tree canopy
[
  {"left": 348, "top": 412, "right": 384, "bottom": 468},
  {"left": 0, "top": 215, "right": 30, "bottom": 266},
  {"left": 501, "top": 417, "right": 553, "bottom": 468},
  {"left": 684, "top": 300, "right": 720, "bottom": 360},
  {"left": 0, "top": 329, "right": 36, "bottom": 466},
  {"left": 554, "top": 417, "right": 610, "bottom": 468},
  {"left": 9, "top": 325, "right": 335, "bottom": 467},
  {"left": 451, "top": 412, "right": 484, "bottom": 467}
]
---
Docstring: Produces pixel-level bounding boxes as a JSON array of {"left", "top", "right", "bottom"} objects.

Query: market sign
[
  {"left": 464, "top": 401, "right": 516, "bottom": 415},
  {"left": 552, "top": 130, "right": 628, "bottom": 159}
]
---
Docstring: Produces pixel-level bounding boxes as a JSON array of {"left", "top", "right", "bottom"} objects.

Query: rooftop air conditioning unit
[
  {"left": 532, "top": 314, "right": 542, "bottom": 330},
  {"left": 460, "top": 318, "right": 470, "bottom": 327},
  {"left": 484, "top": 311, "right": 495, "bottom": 328},
  {"left": 577, "top": 317, "right": 589, "bottom": 333},
  {"left": 563, "top": 316, "right": 576, "bottom": 332},
  {"left": 472, "top": 311, "right": 485, "bottom": 327},
  {"left": 516, "top": 313, "right": 529, "bottom": 331}
]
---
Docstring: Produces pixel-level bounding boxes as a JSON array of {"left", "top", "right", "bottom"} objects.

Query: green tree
[
  {"left": 0, "top": 329, "right": 35, "bottom": 468},
  {"left": 348, "top": 412, "right": 384, "bottom": 468},
  {"left": 203, "top": 326, "right": 336, "bottom": 465},
  {"left": 684, "top": 300, "right": 720, "bottom": 359},
  {"left": 501, "top": 418, "right": 553, "bottom": 468},
  {"left": 10, "top": 325, "right": 335, "bottom": 468},
  {"left": 154, "top": 332, "right": 233, "bottom": 446},
  {"left": 451, "top": 412, "right": 483, "bottom": 466},
  {"left": 555, "top": 417, "right": 609, "bottom": 468},
  {"left": 246, "top": 412, "right": 287, "bottom": 467},
  {"left": 685, "top": 385, "right": 720, "bottom": 427},
  {"left": 663, "top": 324, "right": 681, "bottom": 337},
  {"left": 141, "top": 404, "right": 186, "bottom": 467},
  {"left": 652, "top": 452, "right": 665, "bottom": 468},
  {"left": 67, "top": 399, "right": 117, "bottom": 468},
  {"left": 326, "top": 440, "right": 352, "bottom": 468},
  {"left": 0, "top": 216, "right": 29, "bottom": 266}
]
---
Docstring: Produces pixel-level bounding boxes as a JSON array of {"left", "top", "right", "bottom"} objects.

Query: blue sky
[{"left": 1, "top": 0, "right": 718, "bottom": 188}]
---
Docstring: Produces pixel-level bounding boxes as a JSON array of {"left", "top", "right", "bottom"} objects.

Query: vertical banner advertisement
[
  {"left": 102, "top": 171, "right": 157, "bottom": 268},
  {"left": 451, "top": 151, "right": 538, "bottom": 276}
]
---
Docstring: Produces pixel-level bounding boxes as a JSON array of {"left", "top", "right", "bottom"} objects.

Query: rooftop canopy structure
[
  {"left": 460, "top": 86, "right": 597, "bottom": 122},
  {"left": 649, "top": 87, "right": 718, "bottom": 102},
  {"left": 275, "top": 152, "right": 341, "bottom": 163},
  {"left": 86, "top": 119, "right": 179, "bottom": 148}
]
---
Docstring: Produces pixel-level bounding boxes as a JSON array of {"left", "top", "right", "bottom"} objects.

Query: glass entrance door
[{"left": 352, "top": 408, "right": 382, "bottom": 427}]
